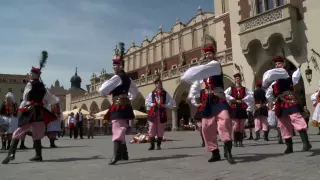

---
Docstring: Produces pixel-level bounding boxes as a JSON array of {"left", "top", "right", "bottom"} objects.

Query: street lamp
[{"left": 305, "top": 65, "right": 312, "bottom": 84}]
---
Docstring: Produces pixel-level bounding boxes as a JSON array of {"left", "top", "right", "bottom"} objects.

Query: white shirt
[
  {"left": 264, "top": 68, "right": 301, "bottom": 102},
  {"left": 68, "top": 116, "right": 76, "bottom": 125},
  {"left": 145, "top": 90, "right": 176, "bottom": 109},
  {"left": 20, "top": 81, "right": 59, "bottom": 108},
  {"left": 224, "top": 86, "right": 254, "bottom": 112},
  {"left": 181, "top": 60, "right": 222, "bottom": 83},
  {"left": 98, "top": 74, "right": 138, "bottom": 100}
]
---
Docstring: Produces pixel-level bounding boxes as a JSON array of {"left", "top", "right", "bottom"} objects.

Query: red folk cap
[
  {"left": 112, "top": 57, "right": 121, "bottom": 64},
  {"left": 202, "top": 44, "right": 216, "bottom": 53},
  {"left": 31, "top": 66, "right": 41, "bottom": 74},
  {"left": 154, "top": 77, "right": 161, "bottom": 84},
  {"left": 272, "top": 56, "right": 284, "bottom": 63},
  {"left": 154, "top": 73, "right": 162, "bottom": 84},
  {"left": 233, "top": 73, "right": 241, "bottom": 78},
  {"left": 256, "top": 80, "right": 262, "bottom": 87}
]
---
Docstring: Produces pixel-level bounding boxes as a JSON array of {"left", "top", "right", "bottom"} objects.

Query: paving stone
[{"left": 1, "top": 127, "right": 320, "bottom": 180}]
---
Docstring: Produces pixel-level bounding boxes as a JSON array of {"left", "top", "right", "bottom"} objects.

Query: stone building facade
[
  {"left": 47, "top": 80, "right": 68, "bottom": 111},
  {"left": 66, "top": 0, "right": 320, "bottom": 130},
  {"left": 0, "top": 74, "right": 28, "bottom": 105}
]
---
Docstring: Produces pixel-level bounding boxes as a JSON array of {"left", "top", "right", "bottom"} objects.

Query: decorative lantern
[{"left": 305, "top": 65, "right": 312, "bottom": 84}]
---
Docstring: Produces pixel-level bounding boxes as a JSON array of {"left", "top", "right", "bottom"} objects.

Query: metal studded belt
[
  {"left": 112, "top": 95, "right": 131, "bottom": 105},
  {"left": 204, "top": 87, "right": 226, "bottom": 99}
]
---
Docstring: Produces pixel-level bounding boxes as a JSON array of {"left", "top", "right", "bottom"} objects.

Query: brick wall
[
  {"left": 184, "top": 48, "right": 202, "bottom": 64},
  {"left": 166, "top": 55, "right": 179, "bottom": 69},
  {"left": 238, "top": 0, "right": 251, "bottom": 21},
  {"left": 223, "top": 15, "right": 232, "bottom": 48},
  {"left": 127, "top": 48, "right": 203, "bottom": 76}
]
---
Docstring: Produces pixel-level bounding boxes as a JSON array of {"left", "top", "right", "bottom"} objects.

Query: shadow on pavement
[
  {"left": 45, "top": 155, "right": 105, "bottom": 162},
  {"left": 166, "top": 145, "right": 203, "bottom": 150},
  {"left": 235, "top": 152, "right": 285, "bottom": 163},
  {"left": 307, "top": 148, "right": 320, "bottom": 157},
  {"left": 119, "top": 154, "right": 197, "bottom": 165},
  {"left": 43, "top": 145, "right": 91, "bottom": 149}
]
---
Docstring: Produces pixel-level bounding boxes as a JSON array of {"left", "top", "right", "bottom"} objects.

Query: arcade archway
[
  {"left": 80, "top": 104, "right": 88, "bottom": 111},
  {"left": 173, "top": 82, "right": 191, "bottom": 127},
  {"left": 223, "top": 75, "right": 234, "bottom": 89},
  {"left": 177, "top": 99, "right": 191, "bottom": 125},
  {"left": 89, "top": 101, "right": 100, "bottom": 114},
  {"left": 100, "top": 99, "right": 110, "bottom": 111}
]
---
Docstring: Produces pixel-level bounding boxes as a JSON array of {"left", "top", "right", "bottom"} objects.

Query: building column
[{"left": 171, "top": 107, "right": 178, "bottom": 131}]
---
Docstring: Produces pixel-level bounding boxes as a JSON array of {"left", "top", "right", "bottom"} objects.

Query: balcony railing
[
  {"left": 238, "top": 3, "right": 299, "bottom": 53},
  {"left": 239, "top": 4, "right": 297, "bottom": 34}
]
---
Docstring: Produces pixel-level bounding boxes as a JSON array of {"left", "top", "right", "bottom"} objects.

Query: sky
[{"left": 0, "top": 0, "right": 214, "bottom": 89}]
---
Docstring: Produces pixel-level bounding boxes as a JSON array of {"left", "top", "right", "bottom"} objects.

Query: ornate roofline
[{"left": 124, "top": 7, "right": 214, "bottom": 55}]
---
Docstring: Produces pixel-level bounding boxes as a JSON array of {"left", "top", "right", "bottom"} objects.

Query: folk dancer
[
  {"left": 0, "top": 92, "right": 19, "bottom": 150},
  {"left": 46, "top": 102, "right": 62, "bottom": 148},
  {"left": 181, "top": 43, "right": 235, "bottom": 164},
  {"left": 311, "top": 80, "right": 320, "bottom": 128},
  {"left": 189, "top": 88, "right": 206, "bottom": 147},
  {"left": 98, "top": 43, "right": 138, "bottom": 165},
  {"left": 2, "top": 51, "right": 59, "bottom": 164},
  {"left": 224, "top": 73, "right": 253, "bottom": 147},
  {"left": 262, "top": 55, "right": 311, "bottom": 154},
  {"left": 145, "top": 74, "right": 175, "bottom": 150},
  {"left": 253, "top": 81, "right": 269, "bottom": 141}
]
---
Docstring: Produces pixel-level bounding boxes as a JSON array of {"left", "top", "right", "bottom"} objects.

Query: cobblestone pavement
[{"left": 1, "top": 127, "right": 320, "bottom": 180}]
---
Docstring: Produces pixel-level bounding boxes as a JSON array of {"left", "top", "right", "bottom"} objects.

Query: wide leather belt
[
  {"left": 112, "top": 95, "right": 131, "bottom": 105},
  {"left": 204, "top": 87, "right": 226, "bottom": 99},
  {"left": 276, "top": 91, "right": 297, "bottom": 103}
]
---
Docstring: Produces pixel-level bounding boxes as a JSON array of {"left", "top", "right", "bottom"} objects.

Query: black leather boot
[
  {"left": 1, "top": 140, "right": 6, "bottom": 150},
  {"left": 224, "top": 141, "right": 236, "bottom": 164},
  {"left": 264, "top": 130, "right": 269, "bottom": 141},
  {"left": 299, "top": 130, "right": 312, "bottom": 151},
  {"left": 30, "top": 140, "right": 43, "bottom": 162},
  {"left": 50, "top": 139, "right": 57, "bottom": 148},
  {"left": 277, "top": 128, "right": 283, "bottom": 144},
  {"left": 200, "top": 131, "right": 205, "bottom": 147},
  {"left": 247, "top": 131, "right": 253, "bottom": 140},
  {"left": 20, "top": 140, "right": 28, "bottom": 149},
  {"left": 243, "top": 132, "right": 247, "bottom": 138},
  {"left": 233, "top": 132, "right": 238, "bottom": 147},
  {"left": 156, "top": 137, "right": 162, "bottom": 150},
  {"left": 148, "top": 137, "right": 155, "bottom": 150},
  {"left": 208, "top": 149, "right": 221, "bottom": 162},
  {"left": 238, "top": 132, "right": 244, "bottom": 147},
  {"left": 284, "top": 138, "right": 293, "bottom": 154},
  {"left": 109, "top": 141, "right": 122, "bottom": 165},
  {"left": 121, "top": 143, "right": 129, "bottom": 160},
  {"left": 2, "top": 139, "right": 19, "bottom": 164},
  {"left": 255, "top": 131, "right": 260, "bottom": 141},
  {"left": 6, "top": 140, "right": 11, "bottom": 150}
]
